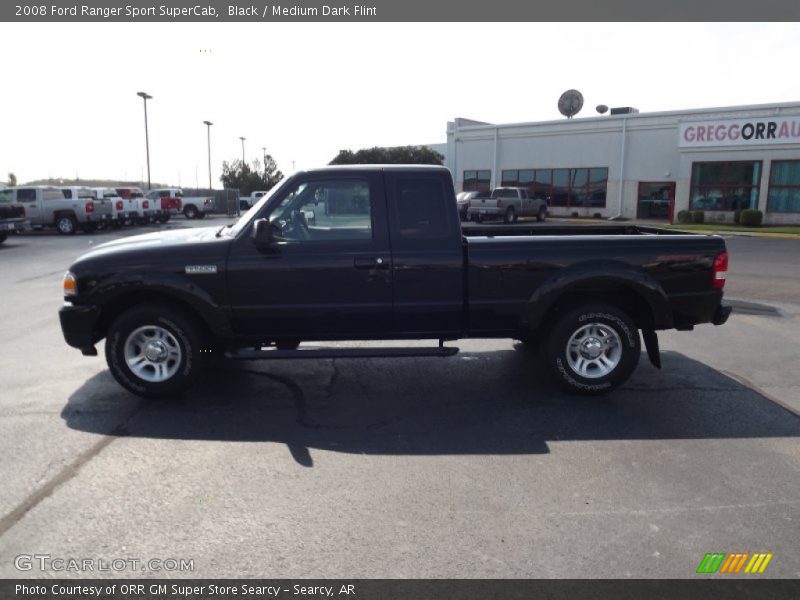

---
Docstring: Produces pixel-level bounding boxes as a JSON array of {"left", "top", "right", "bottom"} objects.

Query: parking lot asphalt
[{"left": 0, "top": 219, "right": 798, "bottom": 578}]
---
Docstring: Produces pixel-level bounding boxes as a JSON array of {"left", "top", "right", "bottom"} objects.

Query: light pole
[
  {"left": 136, "top": 92, "right": 153, "bottom": 190},
  {"left": 203, "top": 120, "right": 213, "bottom": 189},
  {"left": 239, "top": 136, "right": 246, "bottom": 165}
]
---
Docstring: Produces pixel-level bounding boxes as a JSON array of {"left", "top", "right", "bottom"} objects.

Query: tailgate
[
  {"left": 92, "top": 200, "right": 113, "bottom": 216},
  {"left": 0, "top": 204, "right": 25, "bottom": 219}
]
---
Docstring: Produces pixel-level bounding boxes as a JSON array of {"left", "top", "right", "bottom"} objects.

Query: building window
[
  {"left": 690, "top": 161, "right": 761, "bottom": 211},
  {"left": 501, "top": 167, "right": 607, "bottom": 207},
  {"left": 768, "top": 160, "right": 800, "bottom": 213},
  {"left": 463, "top": 170, "right": 491, "bottom": 192}
]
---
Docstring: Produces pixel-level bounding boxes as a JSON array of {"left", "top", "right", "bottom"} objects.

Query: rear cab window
[
  {"left": 389, "top": 172, "right": 459, "bottom": 250},
  {"left": 43, "top": 189, "right": 65, "bottom": 201},
  {"left": 492, "top": 188, "right": 519, "bottom": 199}
]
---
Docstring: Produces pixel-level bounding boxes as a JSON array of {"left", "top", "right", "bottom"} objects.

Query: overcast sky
[{"left": 1, "top": 22, "right": 799, "bottom": 186}]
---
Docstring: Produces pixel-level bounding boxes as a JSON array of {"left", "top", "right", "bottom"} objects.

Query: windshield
[
  {"left": 223, "top": 177, "right": 290, "bottom": 237},
  {"left": 0, "top": 190, "right": 12, "bottom": 204}
]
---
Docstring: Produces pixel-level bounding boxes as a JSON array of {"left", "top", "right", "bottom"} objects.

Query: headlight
[{"left": 63, "top": 271, "right": 77, "bottom": 297}]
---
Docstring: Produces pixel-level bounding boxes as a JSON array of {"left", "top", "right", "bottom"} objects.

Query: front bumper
[{"left": 59, "top": 303, "right": 102, "bottom": 355}]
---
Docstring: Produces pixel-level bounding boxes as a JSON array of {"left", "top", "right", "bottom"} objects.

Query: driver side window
[{"left": 272, "top": 179, "right": 373, "bottom": 242}]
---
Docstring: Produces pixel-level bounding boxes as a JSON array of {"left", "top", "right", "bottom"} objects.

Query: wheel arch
[
  {"left": 91, "top": 278, "right": 233, "bottom": 344},
  {"left": 522, "top": 261, "right": 673, "bottom": 335}
]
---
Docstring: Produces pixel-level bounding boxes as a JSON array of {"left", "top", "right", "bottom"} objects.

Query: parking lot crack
[{"left": 0, "top": 407, "right": 140, "bottom": 539}]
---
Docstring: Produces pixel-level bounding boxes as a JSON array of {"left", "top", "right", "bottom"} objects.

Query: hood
[{"left": 72, "top": 226, "right": 227, "bottom": 265}]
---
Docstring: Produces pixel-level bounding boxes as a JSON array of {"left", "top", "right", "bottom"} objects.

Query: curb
[{"left": 726, "top": 298, "right": 785, "bottom": 317}]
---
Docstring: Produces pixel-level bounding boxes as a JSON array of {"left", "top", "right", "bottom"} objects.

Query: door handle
[{"left": 354, "top": 257, "right": 386, "bottom": 269}]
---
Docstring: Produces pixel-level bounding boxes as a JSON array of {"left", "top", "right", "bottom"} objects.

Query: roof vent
[{"left": 609, "top": 107, "right": 639, "bottom": 115}]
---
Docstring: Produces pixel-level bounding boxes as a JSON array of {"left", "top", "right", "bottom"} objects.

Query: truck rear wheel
[
  {"left": 105, "top": 304, "right": 203, "bottom": 399},
  {"left": 537, "top": 206, "right": 547, "bottom": 222},
  {"left": 56, "top": 214, "right": 77, "bottom": 235},
  {"left": 543, "top": 304, "right": 640, "bottom": 395},
  {"left": 183, "top": 205, "right": 198, "bottom": 219}
]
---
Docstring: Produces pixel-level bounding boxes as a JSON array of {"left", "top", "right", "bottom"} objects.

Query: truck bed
[
  {"left": 462, "top": 222, "right": 727, "bottom": 335},
  {"left": 462, "top": 223, "right": 691, "bottom": 238}
]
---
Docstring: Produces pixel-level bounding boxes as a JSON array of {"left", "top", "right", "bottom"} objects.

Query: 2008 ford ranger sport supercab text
[{"left": 59, "top": 165, "right": 731, "bottom": 398}]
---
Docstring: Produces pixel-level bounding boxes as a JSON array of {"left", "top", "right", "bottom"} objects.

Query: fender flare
[
  {"left": 522, "top": 260, "right": 673, "bottom": 332},
  {"left": 89, "top": 272, "right": 234, "bottom": 339}
]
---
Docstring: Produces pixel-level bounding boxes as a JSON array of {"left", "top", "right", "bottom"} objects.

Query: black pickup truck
[
  {"left": 59, "top": 165, "right": 730, "bottom": 398},
  {"left": 0, "top": 190, "right": 28, "bottom": 244}
]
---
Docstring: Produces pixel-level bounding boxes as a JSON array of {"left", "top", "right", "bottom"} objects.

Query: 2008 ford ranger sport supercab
[{"left": 59, "top": 165, "right": 731, "bottom": 398}]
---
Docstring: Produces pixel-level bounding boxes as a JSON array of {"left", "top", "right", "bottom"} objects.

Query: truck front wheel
[
  {"left": 544, "top": 304, "right": 640, "bottom": 395},
  {"left": 105, "top": 304, "right": 203, "bottom": 398}
]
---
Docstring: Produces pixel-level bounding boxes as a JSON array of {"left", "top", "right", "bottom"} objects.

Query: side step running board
[{"left": 225, "top": 345, "right": 459, "bottom": 361}]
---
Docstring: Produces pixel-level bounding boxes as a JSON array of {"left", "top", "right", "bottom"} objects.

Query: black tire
[
  {"left": 543, "top": 304, "right": 640, "bottom": 395},
  {"left": 184, "top": 205, "right": 198, "bottom": 219},
  {"left": 105, "top": 304, "right": 204, "bottom": 399},
  {"left": 0, "top": 232, "right": 8, "bottom": 244},
  {"left": 504, "top": 206, "right": 516, "bottom": 224},
  {"left": 537, "top": 206, "right": 547, "bottom": 222},
  {"left": 197, "top": 212, "right": 207, "bottom": 219},
  {"left": 55, "top": 214, "right": 77, "bottom": 235}
]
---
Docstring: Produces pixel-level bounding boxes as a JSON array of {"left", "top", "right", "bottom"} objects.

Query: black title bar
[{"left": 4, "top": 579, "right": 800, "bottom": 600}]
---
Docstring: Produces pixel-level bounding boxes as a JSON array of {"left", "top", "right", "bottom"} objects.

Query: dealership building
[{"left": 443, "top": 101, "right": 800, "bottom": 224}]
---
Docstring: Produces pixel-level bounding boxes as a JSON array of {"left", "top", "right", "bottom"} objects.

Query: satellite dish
[
  {"left": 596, "top": 104, "right": 609, "bottom": 115},
  {"left": 558, "top": 89, "right": 584, "bottom": 119}
]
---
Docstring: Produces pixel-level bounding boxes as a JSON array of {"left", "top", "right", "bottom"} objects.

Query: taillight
[
  {"left": 712, "top": 251, "right": 728, "bottom": 289},
  {"left": 497, "top": 199, "right": 503, "bottom": 208},
  {"left": 85, "top": 202, "right": 94, "bottom": 213},
  {"left": 115, "top": 200, "right": 123, "bottom": 210},
  {"left": 143, "top": 200, "right": 149, "bottom": 209}
]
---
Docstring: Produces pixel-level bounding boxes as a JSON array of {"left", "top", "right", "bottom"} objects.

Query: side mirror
[{"left": 251, "top": 218, "right": 275, "bottom": 246}]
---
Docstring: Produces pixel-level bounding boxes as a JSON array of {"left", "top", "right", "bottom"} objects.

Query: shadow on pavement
[{"left": 62, "top": 348, "right": 800, "bottom": 466}]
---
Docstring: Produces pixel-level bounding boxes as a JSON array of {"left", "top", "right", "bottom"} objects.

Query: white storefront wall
[{"left": 446, "top": 102, "right": 800, "bottom": 224}]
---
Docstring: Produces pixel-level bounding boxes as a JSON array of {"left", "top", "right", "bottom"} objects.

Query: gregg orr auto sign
[{"left": 679, "top": 117, "right": 800, "bottom": 148}]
